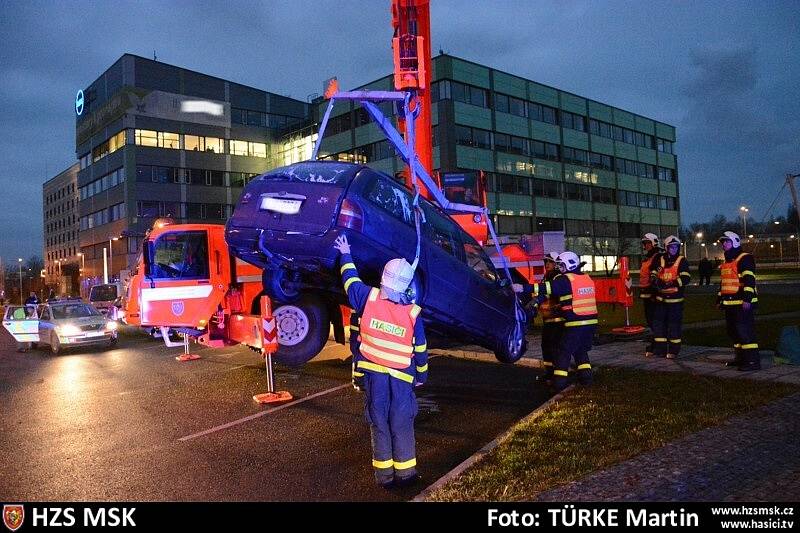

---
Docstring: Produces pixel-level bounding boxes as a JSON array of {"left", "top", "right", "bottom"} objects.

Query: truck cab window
[{"left": 151, "top": 231, "right": 209, "bottom": 280}]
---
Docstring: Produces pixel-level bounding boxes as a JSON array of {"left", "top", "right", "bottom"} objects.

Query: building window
[
  {"left": 657, "top": 138, "right": 674, "bottom": 154},
  {"left": 496, "top": 215, "right": 532, "bottom": 235},
  {"left": 248, "top": 142, "right": 267, "bottom": 158},
  {"left": 184, "top": 135, "right": 205, "bottom": 151},
  {"left": 528, "top": 102, "right": 559, "bottom": 125},
  {"left": 229, "top": 140, "right": 248, "bottom": 156},
  {"left": 562, "top": 147, "right": 589, "bottom": 167},
  {"left": 592, "top": 186, "right": 616, "bottom": 204},
  {"left": 565, "top": 183, "right": 591, "bottom": 202},
  {"left": 657, "top": 166, "right": 676, "bottom": 182},
  {"left": 532, "top": 178, "right": 562, "bottom": 198},
  {"left": 589, "top": 152, "right": 614, "bottom": 171},
  {"left": 561, "top": 111, "right": 586, "bottom": 132},
  {"left": 134, "top": 129, "right": 158, "bottom": 147}
]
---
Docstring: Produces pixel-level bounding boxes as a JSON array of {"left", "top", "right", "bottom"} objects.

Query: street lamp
[
  {"left": 695, "top": 232, "right": 703, "bottom": 261},
  {"left": 17, "top": 258, "right": 24, "bottom": 304},
  {"left": 739, "top": 206, "right": 749, "bottom": 235}
]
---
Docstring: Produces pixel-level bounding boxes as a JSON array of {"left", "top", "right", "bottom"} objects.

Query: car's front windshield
[{"left": 51, "top": 304, "right": 100, "bottom": 319}]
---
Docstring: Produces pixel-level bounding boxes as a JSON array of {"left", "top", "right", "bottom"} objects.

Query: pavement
[{"left": 0, "top": 326, "right": 550, "bottom": 501}]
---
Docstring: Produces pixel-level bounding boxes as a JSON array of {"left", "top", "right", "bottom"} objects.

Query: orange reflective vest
[
  {"left": 639, "top": 254, "right": 657, "bottom": 297},
  {"left": 562, "top": 273, "right": 598, "bottom": 326},
  {"left": 359, "top": 287, "right": 421, "bottom": 370},
  {"left": 656, "top": 256, "right": 684, "bottom": 295},
  {"left": 720, "top": 253, "right": 747, "bottom": 295}
]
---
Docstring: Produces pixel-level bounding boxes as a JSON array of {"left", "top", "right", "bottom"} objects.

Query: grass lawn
[
  {"left": 596, "top": 293, "right": 799, "bottom": 333},
  {"left": 428, "top": 367, "right": 798, "bottom": 501},
  {"left": 682, "top": 317, "right": 800, "bottom": 351}
]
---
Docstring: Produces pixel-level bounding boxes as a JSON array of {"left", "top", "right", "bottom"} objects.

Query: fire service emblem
[
  {"left": 171, "top": 300, "right": 185, "bottom": 317},
  {"left": 3, "top": 505, "right": 24, "bottom": 532}
]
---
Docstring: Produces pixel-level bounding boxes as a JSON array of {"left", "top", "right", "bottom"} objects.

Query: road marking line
[{"left": 178, "top": 383, "right": 351, "bottom": 442}]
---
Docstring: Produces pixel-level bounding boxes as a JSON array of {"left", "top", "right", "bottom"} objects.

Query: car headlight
[
  {"left": 57, "top": 324, "right": 82, "bottom": 336},
  {"left": 105, "top": 321, "right": 118, "bottom": 331}
]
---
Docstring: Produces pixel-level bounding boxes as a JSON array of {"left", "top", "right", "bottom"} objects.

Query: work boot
[{"left": 394, "top": 474, "right": 421, "bottom": 488}]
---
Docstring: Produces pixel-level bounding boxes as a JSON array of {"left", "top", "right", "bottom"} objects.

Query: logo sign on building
[{"left": 75, "top": 90, "right": 84, "bottom": 116}]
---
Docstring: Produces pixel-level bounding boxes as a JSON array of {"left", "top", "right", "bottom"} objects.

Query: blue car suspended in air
[{"left": 225, "top": 161, "right": 528, "bottom": 366}]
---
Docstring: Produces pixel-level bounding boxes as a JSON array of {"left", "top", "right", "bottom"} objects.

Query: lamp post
[
  {"left": 17, "top": 258, "right": 23, "bottom": 304},
  {"left": 695, "top": 232, "right": 703, "bottom": 261},
  {"left": 108, "top": 236, "right": 119, "bottom": 282},
  {"left": 739, "top": 206, "right": 749, "bottom": 236}
]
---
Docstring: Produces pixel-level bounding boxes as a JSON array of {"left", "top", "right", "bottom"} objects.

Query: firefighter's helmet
[
  {"left": 556, "top": 251, "right": 580, "bottom": 273},
  {"left": 544, "top": 251, "right": 559, "bottom": 264},
  {"left": 641, "top": 233, "right": 659, "bottom": 247},
  {"left": 381, "top": 258, "right": 414, "bottom": 294},
  {"left": 718, "top": 231, "right": 741, "bottom": 248},
  {"left": 663, "top": 235, "right": 682, "bottom": 250}
]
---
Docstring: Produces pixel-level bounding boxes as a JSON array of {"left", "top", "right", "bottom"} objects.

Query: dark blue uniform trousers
[
  {"left": 652, "top": 302, "right": 683, "bottom": 357},
  {"left": 725, "top": 306, "right": 759, "bottom": 368},
  {"left": 553, "top": 325, "right": 595, "bottom": 390},
  {"left": 541, "top": 322, "right": 563, "bottom": 378},
  {"left": 643, "top": 297, "right": 657, "bottom": 353},
  {"left": 364, "top": 370, "right": 418, "bottom": 484}
]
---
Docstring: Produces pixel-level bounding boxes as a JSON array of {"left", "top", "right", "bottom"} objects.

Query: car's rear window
[
  {"left": 89, "top": 284, "right": 117, "bottom": 302},
  {"left": 262, "top": 163, "right": 353, "bottom": 186}
]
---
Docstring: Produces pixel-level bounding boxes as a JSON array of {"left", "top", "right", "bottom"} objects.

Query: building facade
[
  {"left": 43, "top": 163, "right": 80, "bottom": 294},
  {"left": 74, "top": 54, "right": 309, "bottom": 281},
  {"left": 310, "top": 54, "right": 680, "bottom": 269},
  {"left": 67, "top": 53, "right": 679, "bottom": 279}
]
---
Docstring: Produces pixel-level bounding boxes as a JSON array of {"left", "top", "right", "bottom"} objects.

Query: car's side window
[
  {"left": 464, "top": 242, "right": 498, "bottom": 283},
  {"left": 364, "top": 176, "right": 415, "bottom": 226},
  {"left": 422, "top": 203, "right": 463, "bottom": 261}
]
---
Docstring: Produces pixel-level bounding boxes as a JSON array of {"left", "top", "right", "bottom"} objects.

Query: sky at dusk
[{"left": 1, "top": 0, "right": 798, "bottom": 262}]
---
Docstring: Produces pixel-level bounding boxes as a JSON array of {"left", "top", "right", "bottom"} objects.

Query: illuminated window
[
  {"left": 135, "top": 129, "right": 158, "bottom": 147},
  {"left": 248, "top": 142, "right": 267, "bottom": 158},
  {"left": 158, "top": 132, "right": 180, "bottom": 149},
  {"left": 108, "top": 131, "right": 125, "bottom": 152},
  {"left": 184, "top": 135, "right": 205, "bottom": 152},
  {"left": 205, "top": 137, "right": 224, "bottom": 153},
  {"left": 229, "top": 140, "right": 248, "bottom": 156}
]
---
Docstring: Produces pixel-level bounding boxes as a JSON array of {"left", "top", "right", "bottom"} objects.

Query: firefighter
[
  {"left": 538, "top": 252, "right": 563, "bottom": 382},
  {"left": 532, "top": 251, "right": 597, "bottom": 392},
  {"left": 350, "top": 310, "right": 365, "bottom": 391},
  {"left": 639, "top": 233, "right": 663, "bottom": 357},
  {"left": 650, "top": 235, "right": 691, "bottom": 359},
  {"left": 717, "top": 231, "right": 760, "bottom": 371},
  {"left": 333, "top": 234, "right": 428, "bottom": 488}
]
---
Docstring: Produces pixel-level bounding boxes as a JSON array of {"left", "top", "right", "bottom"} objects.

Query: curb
[{"left": 411, "top": 384, "right": 574, "bottom": 502}]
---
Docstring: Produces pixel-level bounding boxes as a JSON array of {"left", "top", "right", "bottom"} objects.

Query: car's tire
[
  {"left": 50, "top": 334, "right": 62, "bottom": 355},
  {"left": 107, "top": 336, "right": 118, "bottom": 349},
  {"left": 262, "top": 267, "right": 301, "bottom": 303},
  {"left": 494, "top": 321, "right": 527, "bottom": 364},
  {"left": 30, "top": 342, "right": 38, "bottom": 349},
  {"left": 272, "top": 293, "right": 329, "bottom": 367}
]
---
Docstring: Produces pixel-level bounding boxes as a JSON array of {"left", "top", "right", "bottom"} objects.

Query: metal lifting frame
[{"left": 312, "top": 90, "right": 515, "bottom": 284}]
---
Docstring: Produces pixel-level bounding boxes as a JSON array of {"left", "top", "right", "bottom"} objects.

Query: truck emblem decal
[{"left": 171, "top": 301, "right": 185, "bottom": 317}]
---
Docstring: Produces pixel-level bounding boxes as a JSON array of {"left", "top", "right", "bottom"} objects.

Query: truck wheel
[
  {"left": 50, "top": 334, "right": 62, "bottom": 355},
  {"left": 494, "top": 322, "right": 527, "bottom": 364},
  {"left": 263, "top": 267, "right": 301, "bottom": 303},
  {"left": 272, "top": 294, "right": 329, "bottom": 367}
]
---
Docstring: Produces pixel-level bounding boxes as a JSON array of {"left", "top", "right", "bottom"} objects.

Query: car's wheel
[
  {"left": 262, "top": 267, "right": 301, "bottom": 303},
  {"left": 50, "top": 334, "right": 62, "bottom": 355},
  {"left": 272, "top": 294, "right": 329, "bottom": 367},
  {"left": 494, "top": 321, "right": 527, "bottom": 364},
  {"left": 30, "top": 342, "right": 38, "bottom": 349},
  {"left": 107, "top": 336, "right": 118, "bottom": 349}
]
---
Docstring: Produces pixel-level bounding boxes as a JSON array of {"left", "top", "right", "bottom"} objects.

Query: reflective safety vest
[
  {"left": 359, "top": 287, "right": 421, "bottom": 370},
  {"left": 539, "top": 273, "right": 564, "bottom": 324},
  {"left": 657, "top": 256, "right": 684, "bottom": 295},
  {"left": 562, "top": 273, "right": 598, "bottom": 326},
  {"left": 720, "top": 253, "right": 747, "bottom": 295},
  {"left": 639, "top": 254, "right": 657, "bottom": 296}
]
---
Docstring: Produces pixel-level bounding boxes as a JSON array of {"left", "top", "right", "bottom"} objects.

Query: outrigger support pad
[
  {"left": 253, "top": 351, "right": 293, "bottom": 404},
  {"left": 175, "top": 332, "right": 201, "bottom": 362}
]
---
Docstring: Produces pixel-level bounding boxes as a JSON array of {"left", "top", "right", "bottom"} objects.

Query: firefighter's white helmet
[
  {"left": 718, "top": 231, "right": 741, "bottom": 248},
  {"left": 381, "top": 258, "right": 414, "bottom": 294},
  {"left": 544, "top": 251, "right": 560, "bottom": 263},
  {"left": 556, "top": 251, "right": 580, "bottom": 273},
  {"left": 663, "top": 235, "right": 682, "bottom": 250},
  {"left": 641, "top": 233, "right": 659, "bottom": 247}
]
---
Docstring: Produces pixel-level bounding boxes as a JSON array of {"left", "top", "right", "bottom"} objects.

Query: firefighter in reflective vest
[
  {"left": 538, "top": 252, "right": 563, "bottom": 382},
  {"left": 650, "top": 235, "right": 691, "bottom": 359},
  {"left": 532, "top": 251, "right": 597, "bottom": 391},
  {"left": 640, "top": 233, "right": 663, "bottom": 357},
  {"left": 333, "top": 234, "right": 428, "bottom": 488},
  {"left": 717, "top": 231, "right": 760, "bottom": 371}
]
